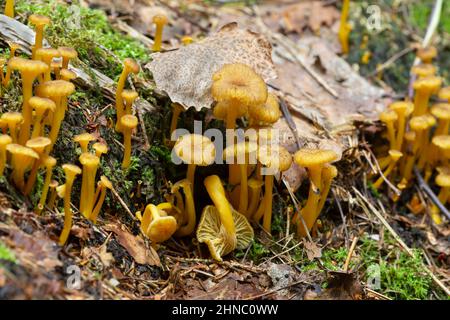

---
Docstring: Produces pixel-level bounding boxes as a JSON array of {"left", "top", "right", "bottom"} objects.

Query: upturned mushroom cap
[
  {"left": 93, "top": 142, "right": 108, "bottom": 156},
  {"left": 424, "top": 113, "right": 437, "bottom": 127},
  {"left": 42, "top": 155, "right": 57, "bottom": 168},
  {"left": 379, "top": 110, "right": 398, "bottom": 123},
  {"left": 121, "top": 89, "right": 138, "bottom": 102},
  {"left": 123, "top": 58, "right": 140, "bottom": 74},
  {"left": 410, "top": 115, "right": 431, "bottom": 131},
  {"left": 35, "top": 48, "right": 60, "bottom": 61},
  {"left": 58, "top": 47, "right": 78, "bottom": 60},
  {"left": 79, "top": 152, "right": 100, "bottom": 167},
  {"left": 1, "top": 112, "right": 23, "bottom": 125},
  {"left": 417, "top": 46, "right": 437, "bottom": 62},
  {"left": 49, "top": 179, "right": 59, "bottom": 189},
  {"left": 411, "top": 64, "right": 436, "bottom": 78},
  {"left": 294, "top": 148, "right": 338, "bottom": 168},
  {"left": 439, "top": 86, "right": 450, "bottom": 101},
  {"left": 29, "top": 96, "right": 56, "bottom": 113},
  {"left": 26, "top": 137, "right": 51, "bottom": 153},
  {"left": 74, "top": 132, "right": 95, "bottom": 146},
  {"left": 153, "top": 14, "right": 168, "bottom": 25},
  {"left": 388, "top": 149, "right": 403, "bottom": 161},
  {"left": 389, "top": 101, "right": 414, "bottom": 116},
  {"left": 146, "top": 205, "right": 177, "bottom": 243},
  {"left": 60, "top": 69, "right": 77, "bottom": 81},
  {"left": 431, "top": 103, "right": 450, "bottom": 120},
  {"left": 196, "top": 205, "right": 254, "bottom": 262},
  {"left": 173, "top": 134, "right": 216, "bottom": 166},
  {"left": 258, "top": 145, "right": 292, "bottom": 172},
  {"left": 120, "top": 114, "right": 138, "bottom": 130},
  {"left": 8, "top": 57, "right": 49, "bottom": 76},
  {"left": 29, "top": 14, "right": 51, "bottom": 27},
  {"left": 436, "top": 173, "right": 450, "bottom": 188},
  {"left": 211, "top": 63, "right": 267, "bottom": 106},
  {"left": 99, "top": 175, "right": 113, "bottom": 189},
  {"left": 62, "top": 163, "right": 82, "bottom": 177},
  {"left": 6, "top": 144, "right": 39, "bottom": 160},
  {"left": 413, "top": 76, "right": 442, "bottom": 94},
  {"left": 36, "top": 80, "right": 75, "bottom": 98},
  {"left": 432, "top": 135, "right": 450, "bottom": 151},
  {"left": 248, "top": 93, "right": 281, "bottom": 125},
  {"left": 0, "top": 134, "right": 12, "bottom": 146}
]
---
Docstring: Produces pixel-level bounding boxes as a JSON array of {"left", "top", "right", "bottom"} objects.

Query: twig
[
  {"left": 354, "top": 187, "right": 450, "bottom": 296},
  {"left": 414, "top": 167, "right": 450, "bottom": 220},
  {"left": 343, "top": 236, "right": 358, "bottom": 272},
  {"left": 110, "top": 187, "right": 137, "bottom": 221},
  {"left": 244, "top": 279, "right": 309, "bottom": 300},
  {"left": 279, "top": 97, "right": 302, "bottom": 149},
  {"left": 333, "top": 189, "right": 349, "bottom": 248},
  {"left": 369, "top": 47, "right": 414, "bottom": 77}
]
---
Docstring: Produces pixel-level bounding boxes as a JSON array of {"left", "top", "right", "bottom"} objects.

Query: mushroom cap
[
  {"left": 60, "top": 69, "right": 77, "bottom": 81},
  {"left": 223, "top": 141, "right": 258, "bottom": 162},
  {"left": 417, "top": 46, "right": 437, "bottom": 62},
  {"left": 58, "top": 47, "right": 78, "bottom": 60},
  {"left": 431, "top": 103, "right": 450, "bottom": 120},
  {"left": 413, "top": 76, "right": 442, "bottom": 93},
  {"left": 120, "top": 114, "right": 138, "bottom": 130},
  {"left": 35, "top": 48, "right": 60, "bottom": 61},
  {"left": 62, "top": 163, "right": 82, "bottom": 176},
  {"left": 294, "top": 148, "right": 338, "bottom": 168},
  {"left": 35, "top": 80, "right": 75, "bottom": 98},
  {"left": 49, "top": 179, "right": 59, "bottom": 188},
  {"left": 29, "top": 96, "right": 56, "bottom": 112},
  {"left": 404, "top": 131, "right": 416, "bottom": 142},
  {"left": 0, "top": 134, "right": 12, "bottom": 146},
  {"left": 79, "top": 152, "right": 100, "bottom": 167},
  {"left": 152, "top": 14, "right": 168, "bottom": 25},
  {"left": 8, "top": 57, "right": 49, "bottom": 75},
  {"left": 211, "top": 63, "right": 268, "bottom": 106},
  {"left": 213, "top": 101, "right": 247, "bottom": 120},
  {"left": 323, "top": 164, "right": 338, "bottom": 180},
  {"left": 410, "top": 115, "right": 431, "bottom": 131},
  {"left": 196, "top": 205, "right": 254, "bottom": 262},
  {"left": 388, "top": 149, "right": 403, "bottom": 161},
  {"left": 438, "top": 86, "right": 450, "bottom": 100},
  {"left": 74, "top": 132, "right": 95, "bottom": 145},
  {"left": 99, "top": 175, "right": 113, "bottom": 189},
  {"left": 248, "top": 93, "right": 281, "bottom": 125},
  {"left": 1, "top": 112, "right": 23, "bottom": 125},
  {"left": 121, "top": 89, "right": 139, "bottom": 102},
  {"left": 56, "top": 184, "right": 66, "bottom": 198},
  {"left": 389, "top": 101, "right": 414, "bottom": 116},
  {"left": 379, "top": 110, "right": 398, "bottom": 123},
  {"left": 411, "top": 63, "right": 436, "bottom": 78},
  {"left": 123, "top": 58, "right": 140, "bottom": 74},
  {"left": 436, "top": 173, "right": 450, "bottom": 188},
  {"left": 26, "top": 136, "right": 51, "bottom": 152},
  {"left": 147, "top": 212, "right": 177, "bottom": 243},
  {"left": 173, "top": 134, "right": 216, "bottom": 166},
  {"left": 6, "top": 144, "right": 39, "bottom": 160},
  {"left": 257, "top": 145, "right": 292, "bottom": 172},
  {"left": 29, "top": 14, "right": 51, "bottom": 27},
  {"left": 42, "top": 155, "right": 57, "bottom": 168},
  {"left": 432, "top": 135, "right": 450, "bottom": 150},
  {"left": 93, "top": 142, "right": 108, "bottom": 155}
]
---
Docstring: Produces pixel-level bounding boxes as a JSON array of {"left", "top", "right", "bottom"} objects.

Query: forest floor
[{"left": 0, "top": 0, "right": 449, "bottom": 300}]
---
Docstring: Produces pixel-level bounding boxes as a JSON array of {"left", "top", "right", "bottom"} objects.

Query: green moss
[
  {"left": 15, "top": 0, "right": 150, "bottom": 79},
  {"left": 0, "top": 241, "right": 16, "bottom": 264},
  {"left": 235, "top": 240, "right": 270, "bottom": 263}
]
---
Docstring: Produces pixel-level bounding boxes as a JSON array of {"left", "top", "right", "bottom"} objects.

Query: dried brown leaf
[{"left": 147, "top": 22, "right": 277, "bottom": 110}]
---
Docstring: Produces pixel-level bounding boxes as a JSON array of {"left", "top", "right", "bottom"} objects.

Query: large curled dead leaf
[{"left": 146, "top": 22, "right": 277, "bottom": 111}]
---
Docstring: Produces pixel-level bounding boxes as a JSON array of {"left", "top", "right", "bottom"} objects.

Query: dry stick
[
  {"left": 252, "top": 5, "right": 338, "bottom": 99},
  {"left": 332, "top": 189, "right": 350, "bottom": 248},
  {"left": 365, "top": 145, "right": 400, "bottom": 195},
  {"left": 414, "top": 167, "right": 450, "bottom": 220},
  {"left": 279, "top": 97, "right": 302, "bottom": 149},
  {"left": 110, "top": 187, "right": 138, "bottom": 221},
  {"left": 244, "top": 279, "right": 310, "bottom": 300},
  {"left": 369, "top": 47, "right": 414, "bottom": 77},
  {"left": 343, "top": 236, "right": 358, "bottom": 273},
  {"left": 353, "top": 187, "right": 450, "bottom": 296}
]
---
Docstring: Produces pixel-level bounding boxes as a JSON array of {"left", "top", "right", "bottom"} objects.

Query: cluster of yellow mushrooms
[
  {"left": 1, "top": 6, "right": 343, "bottom": 261},
  {"left": 0, "top": 11, "right": 119, "bottom": 245},
  {"left": 376, "top": 46, "right": 450, "bottom": 225}
]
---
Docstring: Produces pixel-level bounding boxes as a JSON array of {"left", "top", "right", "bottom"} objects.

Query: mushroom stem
[
  {"left": 169, "top": 103, "right": 183, "bottom": 136},
  {"left": 4, "top": 0, "right": 14, "bottom": 18},
  {"left": 204, "top": 175, "right": 236, "bottom": 245},
  {"left": 2, "top": 44, "right": 18, "bottom": 87},
  {"left": 35, "top": 161, "right": 55, "bottom": 214},
  {"left": 297, "top": 165, "right": 322, "bottom": 237},
  {"left": 247, "top": 179, "right": 262, "bottom": 217},
  {"left": 47, "top": 184, "right": 58, "bottom": 211},
  {"left": 238, "top": 163, "right": 248, "bottom": 215},
  {"left": 17, "top": 78, "right": 34, "bottom": 145},
  {"left": 186, "top": 164, "right": 196, "bottom": 186},
  {"left": 59, "top": 166, "right": 80, "bottom": 245},
  {"left": 90, "top": 186, "right": 106, "bottom": 224},
  {"left": 174, "top": 180, "right": 196, "bottom": 237},
  {"left": 394, "top": 113, "right": 406, "bottom": 150},
  {"left": 413, "top": 91, "right": 430, "bottom": 117},
  {"left": 338, "top": 0, "right": 351, "bottom": 54},
  {"left": 385, "top": 121, "right": 396, "bottom": 150},
  {"left": 46, "top": 97, "right": 65, "bottom": 152},
  {"left": 122, "top": 123, "right": 132, "bottom": 169},
  {"left": 262, "top": 174, "right": 274, "bottom": 233},
  {"left": 430, "top": 188, "right": 448, "bottom": 225}
]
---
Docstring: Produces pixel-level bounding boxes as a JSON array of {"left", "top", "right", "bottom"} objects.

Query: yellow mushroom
[
  {"left": 429, "top": 167, "right": 450, "bottom": 225},
  {"left": 2, "top": 42, "right": 20, "bottom": 86},
  {"left": 389, "top": 101, "right": 413, "bottom": 150},
  {"left": 439, "top": 86, "right": 450, "bottom": 103},
  {"left": 120, "top": 115, "right": 138, "bottom": 169},
  {"left": 35, "top": 155, "right": 56, "bottom": 215},
  {"left": 73, "top": 132, "right": 95, "bottom": 153},
  {"left": 59, "top": 69, "right": 77, "bottom": 82},
  {"left": 4, "top": 0, "right": 14, "bottom": 17},
  {"left": 247, "top": 178, "right": 264, "bottom": 218},
  {"left": 181, "top": 36, "right": 193, "bottom": 46},
  {"left": 6, "top": 144, "right": 39, "bottom": 190},
  {"left": 121, "top": 89, "right": 139, "bottom": 116},
  {"left": 403, "top": 116, "right": 429, "bottom": 181},
  {"left": 197, "top": 175, "right": 253, "bottom": 261},
  {"left": 92, "top": 142, "right": 108, "bottom": 158},
  {"left": 379, "top": 109, "right": 398, "bottom": 150},
  {"left": 59, "top": 164, "right": 81, "bottom": 245},
  {"left": 431, "top": 103, "right": 450, "bottom": 135},
  {"left": 46, "top": 180, "right": 59, "bottom": 212},
  {"left": 316, "top": 164, "right": 338, "bottom": 216},
  {"left": 29, "top": 97, "right": 55, "bottom": 139},
  {"left": 247, "top": 93, "right": 282, "bottom": 127},
  {"left": 29, "top": 15, "right": 51, "bottom": 59},
  {"left": 23, "top": 137, "right": 51, "bottom": 195},
  {"left": 338, "top": 0, "right": 352, "bottom": 54},
  {"left": 115, "top": 59, "right": 139, "bottom": 132},
  {"left": 411, "top": 64, "right": 437, "bottom": 79},
  {"left": 58, "top": 47, "right": 78, "bottom": 69},
  {"left": 0, "top": 134, "right": 12, "bottom": 176},
  {"left": 169, "top": 103, "right": 185, "bottom": 139},
  {"left": 140, "top": 204, "right": 177, "bottom": 243},
  {"left": 79, "top": 152, "right": 100, "bottom": 219},
  {"left": 417, "top": 46, "right": 437, "bottom": 64},
  {"left": 51, "top": 60, "right": 62, "bottom": 80},
  {"left": 1, "top": 112, "right": 23, "bottom": 143},
  {"left": 372, "top": 150, "right": 403, "bottom": 189},
  {"left": 172, "top": 179, "right": 196, "bottom": 237},
  {"left": 90, "top": 176, "right": 113, "bottom": 224},
  {"left": 412, "top": 76, "right": 442, "bottom": 117},
  {"left": 432, "top": 135, "right": 450, "bottom": 166},
  {"left": 35, "top": 48, "right": 60, "bottom": 82},
  {"left": 152, "top": 14, "right": 168, "bottom": 52}
]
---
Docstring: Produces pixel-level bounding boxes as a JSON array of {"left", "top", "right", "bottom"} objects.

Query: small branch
[
  {"left": 343, "top": 236, "right": 358, "bottom": 272},
  {"left": 110, "top": 187, "right": 138, "bottom": 222},
  {"left": 279, "top": 97, "right": 302, "bottom": 149}
]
